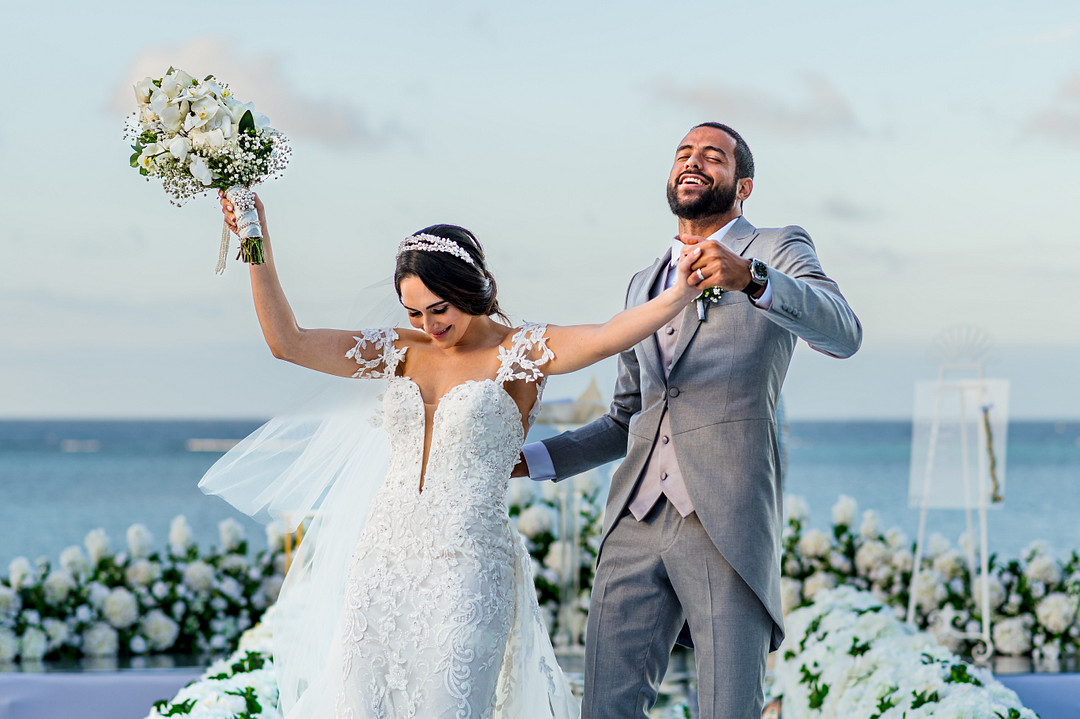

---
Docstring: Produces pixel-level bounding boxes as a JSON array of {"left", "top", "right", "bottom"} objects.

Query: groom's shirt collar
[{"left": 669, "top": 216, "right": 740, "bottom": 267}]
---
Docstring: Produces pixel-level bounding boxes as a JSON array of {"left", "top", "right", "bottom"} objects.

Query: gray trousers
[{"left": 582, "top": 498, "right": 772, "bottom": 719}]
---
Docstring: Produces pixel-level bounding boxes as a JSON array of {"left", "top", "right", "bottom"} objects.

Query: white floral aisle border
[
  {"left": 145, "top": 610, "right": 280, "bottom": 719},
  {"left": 782, "top": 494, "right": 1080, "bottom": 668},
  {"left": 0, "top": 517, "right": 287, "bottom": 663},
  {"left": 770, "top": 586, "right": 1037, "bottom": 718}
]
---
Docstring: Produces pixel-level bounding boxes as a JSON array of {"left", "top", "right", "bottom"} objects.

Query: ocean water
[{"left": 2, "top": 419, "right": 1079, "bottom": 569}]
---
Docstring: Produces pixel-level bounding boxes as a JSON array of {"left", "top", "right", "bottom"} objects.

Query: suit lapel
[
  {"left": 668, "top": 217, "right": 758, "bottom": 370},
  {"left": 633, "top": 253, "right": 668, "bottom": 381}
]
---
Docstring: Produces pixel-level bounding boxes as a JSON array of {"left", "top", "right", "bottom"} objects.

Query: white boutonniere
[{"left": 696, "top": 287, "right": 723, "bottom": 321}]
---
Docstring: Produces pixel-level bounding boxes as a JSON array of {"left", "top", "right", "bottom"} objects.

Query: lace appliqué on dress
[
  {"left": 496, "top": 323, "right": 554, "bottom": 385},
  {"left": 347, "top": 328, "right": 408, "bottom": 379}
]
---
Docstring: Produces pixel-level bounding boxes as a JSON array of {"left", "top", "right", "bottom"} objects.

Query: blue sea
[{"left": 2, "top": 419, "right": 1079, "bottom": 569}]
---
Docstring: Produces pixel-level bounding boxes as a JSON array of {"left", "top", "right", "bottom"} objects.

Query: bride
[{"left": 202, "top": 193, "right": 705, "bottom": 718}]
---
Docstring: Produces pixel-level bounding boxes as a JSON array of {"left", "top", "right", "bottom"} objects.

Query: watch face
[{"left": 750, "top": 259, "right": 768, "bottom": 283}]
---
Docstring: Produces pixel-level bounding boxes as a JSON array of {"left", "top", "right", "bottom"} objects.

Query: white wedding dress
[{"left": 216, "top": 323, "right": 579, "bottom": 719}]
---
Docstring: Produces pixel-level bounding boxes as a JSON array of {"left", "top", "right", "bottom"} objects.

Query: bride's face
[{"left": 399, "top": 275, "right": 473, "bottom": 346}]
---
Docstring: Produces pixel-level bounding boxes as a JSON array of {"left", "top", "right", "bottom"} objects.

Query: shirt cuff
[
  {"left": 750, "top": 279, "right": 773, "bottom": 310},
  {"left": 521, "top": 442, "right": 557, "bottom": 482}
]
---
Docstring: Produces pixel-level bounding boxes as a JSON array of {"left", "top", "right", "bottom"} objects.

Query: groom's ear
[{"left": 737, "top": 177, "right": 753, "bottom": 203}]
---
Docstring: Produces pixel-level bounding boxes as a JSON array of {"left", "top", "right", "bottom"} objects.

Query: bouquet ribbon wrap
[{"left": 218, "top": 186, "right": 265, "bottom": 274}]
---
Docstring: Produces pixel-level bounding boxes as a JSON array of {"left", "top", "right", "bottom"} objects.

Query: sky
[{"left": 1, "top": 0, "right": 1078, "bottom": 419}]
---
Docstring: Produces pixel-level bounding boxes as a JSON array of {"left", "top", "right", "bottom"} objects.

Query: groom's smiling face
[{"left": 666, "top": 126, "right": 740, "bottom": 220}]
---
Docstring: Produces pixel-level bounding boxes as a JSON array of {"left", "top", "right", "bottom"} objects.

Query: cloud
[
  {"left": 110, "top": 37, "right": 395, "bottom": 148},
  {"left": 1029, "top": 71, "right": 1080, "bottom": 143},
  {"left": 653, "top": 74, "right": 861, "bottom": 137}
]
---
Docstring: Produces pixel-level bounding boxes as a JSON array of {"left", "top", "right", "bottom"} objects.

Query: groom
[{"left": 519, "top": 122, "right": 862, "bottom": 718}]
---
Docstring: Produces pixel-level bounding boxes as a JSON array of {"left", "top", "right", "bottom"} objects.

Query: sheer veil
[{"left": 199, "top": 280, "right": 403, "bottom": 713}]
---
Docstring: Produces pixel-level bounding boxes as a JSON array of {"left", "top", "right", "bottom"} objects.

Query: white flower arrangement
[
  {"left": 0, "top": 517, "right": 285, "bottom": 664},
  {"left": 125, "top": 67, "right": 290, "bottom": 267},
  {"left": 770, "top": 586, "right": 1037, "bottom": 718}
]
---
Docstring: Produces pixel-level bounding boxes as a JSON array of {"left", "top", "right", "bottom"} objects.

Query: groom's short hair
[{"left": 692, "top": 122, "right": 755, "bottom": 182}]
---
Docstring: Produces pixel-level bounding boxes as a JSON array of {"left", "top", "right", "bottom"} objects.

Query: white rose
[
  {"left": 517, "top": 505, "right": 557, "bottom": 539},
  {"left": 19, "top": 627, "right": 48, "bottom": 660},
  {"left": 803, "top": 572, "right": 837, "bottom": 601},
  {"left": 831, "top": 495, "right": 857, "bottom": 526},
  {"left": 858, "top": 510, "right": 880, "bottom": 539},
  {"left": 169, "top": 516, "right": 194, "bottom": 556},
  {"left": 780, "top": 577, "right": 803, "bottom": 615},
  {"left": 126, "top": 524, "right": 153, "bottom": 559},
  {"left": 797, "top": 529, "right": 831, "bottom": 559},
  {"left": 219, "top": 518, "right": 245, "bottom": 553},
  {"left": 1036, "top": 593, "right": 1079, "bottom": 635},
  {"left": 784, "top": 495, "right": 810, "bottom": 523},
  {"left": 1025, "top": 555, "right": 1062, "bottom": 586},
  {"left": 42, "top": 618, "right": 69, "bottom": 649},
  {"left": 84, "top": 528, "right": 111, "bottom": 566},
  {"left": 42, "top": 570, "right": 76, "bottom": 604},
  {"left": 0, "top": 628, "right": 18, "bottom": 662},
  {"left": 8, "top": 557, "right": 33, "bottom": 590},
  {"left": 59, "top": 546, "right": 89, "bottom": 577},
  {"left": 993, "top": 616, "right": 1033, "bottom": 656},
  {"left": 82, "top": 623, "right": 119, "bottom": 657},
  {"left": 183, "top": 560, "right": 216, "bottom": 595},
  {"left": 103, "top": 587, "right": 139, "bottom": 629},
  {"left": 854, "top": 541, "right": 889, "bottom": 578},
  {"left": 0, "top": 585, "right": 21, "bottom": 616},
  {"left": 125, "top": 559, "right": 160, "bottom": 587}
]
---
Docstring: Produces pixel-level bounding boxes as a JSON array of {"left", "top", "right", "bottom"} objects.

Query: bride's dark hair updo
[{"left": 394, "top": 224, "right": 507, "bottom": 321}]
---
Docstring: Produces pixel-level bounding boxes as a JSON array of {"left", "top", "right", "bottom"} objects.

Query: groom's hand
[
  {"left": 680, "top": 234, "right": 753, "bottom": 292},
  {"left": 510, "top": 453, "right": 529, "bottom": 478}
]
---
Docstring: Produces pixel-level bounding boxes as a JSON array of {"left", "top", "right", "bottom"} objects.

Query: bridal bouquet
[{"left": 125, "top": 67, "right": 290, "bottom": 271}]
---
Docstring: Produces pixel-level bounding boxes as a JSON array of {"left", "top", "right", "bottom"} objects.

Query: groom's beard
[{"left": 667, "top": 175, "right": 738, "bottom": 220}]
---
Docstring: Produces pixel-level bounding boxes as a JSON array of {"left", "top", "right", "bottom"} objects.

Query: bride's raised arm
[
  {"left": 539, "top": 247, "right": 705, "bottom": 376},
  {"left": 219, "top": 192, "right": 389, "bottom": 378}
]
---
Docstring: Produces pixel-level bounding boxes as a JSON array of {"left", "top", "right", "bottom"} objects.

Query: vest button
[
  {"left": 662, "top": 435, "right": 670, "bottom": 445},
  {"left": 668, "top": 387, "right": 680, "bottom": 398},
  {"left": 665, "top": 326, "right": 676, "bottom": 335},
  {"left": 661, "top": 472, "right": 668, "bottom": 481}
]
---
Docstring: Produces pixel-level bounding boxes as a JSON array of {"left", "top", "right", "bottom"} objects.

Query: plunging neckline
[{"left": 393, "top": 376, "right": 529, "bottom": 494}]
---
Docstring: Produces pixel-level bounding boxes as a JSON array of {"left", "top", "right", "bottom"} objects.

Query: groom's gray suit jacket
[{"left": 541, "top": 217, "right": 862, "bottom": 651}]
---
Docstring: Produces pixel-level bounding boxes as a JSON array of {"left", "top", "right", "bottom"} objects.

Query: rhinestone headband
[{"left": 396, "top": 233, "right": 476, "bottom": 266}]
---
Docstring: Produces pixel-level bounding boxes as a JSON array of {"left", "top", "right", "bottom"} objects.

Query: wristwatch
[{"left": 742, "top": 258, "right": 768, "bottom": 297}]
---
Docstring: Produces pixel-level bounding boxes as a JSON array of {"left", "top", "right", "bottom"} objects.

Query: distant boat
[
  {"left": 185, "top": 439, "right": 240, "bottom": 452},
  {"left": 59, "top": 439, "right": 101, "bottom": 453}
]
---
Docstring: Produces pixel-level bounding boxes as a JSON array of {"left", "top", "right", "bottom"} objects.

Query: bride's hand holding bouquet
[{"left": 125, "top": 67, "right": 290, "bottom": 272}]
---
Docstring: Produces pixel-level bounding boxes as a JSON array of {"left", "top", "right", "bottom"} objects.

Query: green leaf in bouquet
[
  {"left": 239, "top": 110, "right": 256, "bottom": 136},
  {"left": 130, "top": 150, "right": 143, "bottom": 168}
]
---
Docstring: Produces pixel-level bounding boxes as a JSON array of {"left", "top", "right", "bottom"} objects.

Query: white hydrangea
[
  {"left": 784, "top": 495, "right": 810, "bottom": 523},
  {"left": 858, "top": 510, "right": 880, "bottom": 540},
  {"left": 780, "top": 577, "right": 803, "bottom": 615},
  {"left": 854, "top": 540, "right": 889, "bottom": 578},
  {"left": 932, "top": 549, "right": 966, "bottom": 580},
  {"left": 18, "top": 627, "right": 48, "bottom": 661},
  {"left": 1022, "top": 540, "right": 1051, "bottom": 563},
  {"left": 219, "top": 518, "right": 246, "bottom": 553},
  {"left": 169, "top": 515, "right": 194, "bottom": 556},
  {"left": 884, "top": 527, "right": 908, "bottom": 551},
  {"left": 126, "top": 559, "right": 160, "bottom": 587},
  {"left": 891, "top": 548, "right": 914, "bottom": 573},
  {"left": 543, "top": 540, "right": 574, "bottom": 575},
  {"left": 0, "top": 628, "right": 18, "bottom": 662},
  {"left": 1024, "top": 555, "right": 1061, "bottom": 586},
  {"left": 993, "top": 616, "right": 1033, "bottom": 656},
  {"left": 183, "top": 560, "right": 216, "bottom": 594},
  {"left": 87, "top": 582, "right": 111, "bottom": 610},
  {"left": 129, "top": 635, "right": 148, "bottom": 654},
  {"left": 103, "top": 587, "right": 139, "bottom": 629},
  {"left": 42, "top": 618, "right": 69, "bottom": 649},
  {"left": 84, "top": 528, "right": 111, "bottom": 566},
  {"left": 126, "top": 524, "right": 153, "bottom": 559},
  {"left": 914, "top": 570, "right": 947, "bottom": 615},
  {"left": 0, "top": 585, "right": 21, "bottom": 617},
  {"left": 517, "top": 504, "right": 557, "bottom": 539},
  {"left": 82, "top": 623, "right": 119, "bottom": 657},
  {"left": 973, "top": 573, "right": 1006, "bottom": 612},
  {"left": 831, "top": 495, "right": 857, "bottom": 526},
  {"left": 927, "top": 532, "right": 951, "bottom": 558},
  {"left": 540, "top": 478, "right": 563, "bottom": 504},
  {"left": 803, "top": 572, "right": 837, "bottom": 601},
  {"left": 1036, "top": 593, "right": 1079, "bottom": 635},
  {"left": 507, "top": 478, "right": 538, "bottom": 508},
  {"left": 59, "top": 545, "right": 89, "bottom": 576},
  {"left": 7, "top": 557, "right": 33, "bottom": 590},
  {"left": 265, "top": 521, "right": 286, "bottom": 553},
  {"left": 42, "top": 570, "right": 77, "bottom": 604},
  {"left": 797, "top": 529, "right": 831, "bottom": 559}
]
